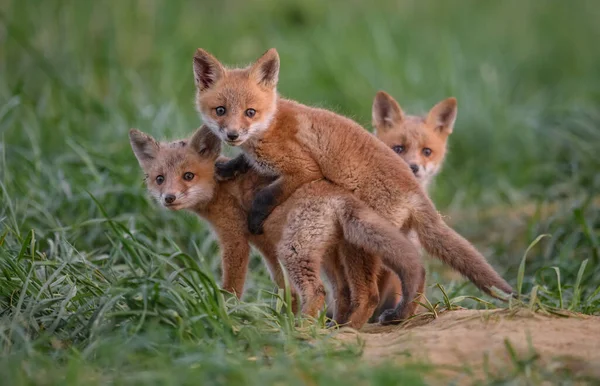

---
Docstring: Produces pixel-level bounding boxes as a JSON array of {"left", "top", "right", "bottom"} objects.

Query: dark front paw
[
  {"left": 215, "top": 161, "right": 239, "bottom": 181},
  {"left": 247, "top": 210, "right": 266, "bottom": 235},
  {"left": 378, "top": 309, "right": 403, "bottom": 325}
]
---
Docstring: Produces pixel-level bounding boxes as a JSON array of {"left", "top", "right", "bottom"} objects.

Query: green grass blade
[
  {"left": 517, "top": 234, "right": 550, "bottom": 299},
  {"left": 569, "top": 259, "right": 589, "bottom": 311}
]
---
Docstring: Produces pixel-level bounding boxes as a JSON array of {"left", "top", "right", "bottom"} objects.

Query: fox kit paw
[
  {"left": 247, "top": 211, "right": 266, "bottom": 235},
  {"left": 215, "top": 161, "right": 240, "bottom": 181},
  {"left": 378, "top": 309, "right": 404, "bottom": 325},
  {"left": 214, "top": 155, "right": 251, "bottom": 181}
]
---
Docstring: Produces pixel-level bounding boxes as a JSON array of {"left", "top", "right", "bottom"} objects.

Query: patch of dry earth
[{"left": 336, "top": 309, "right": 600, "bottom": 382}]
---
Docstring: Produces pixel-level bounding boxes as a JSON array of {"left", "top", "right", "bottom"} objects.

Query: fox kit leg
[
  {"left": 258, "top": 244, "right": 301, "bottom": 313},
  {"left": 336, "top": 199, "right": 425, "bottom": 324},
  {"left": 277, "top": 200, "right": 341, "bottom": 319},
  {"left": 214, "top": 230, "right": 251, "bottom": 298},
  {"left": 246, "top": 177, "right": 283, "bottom": 235},
  {"left": 214, "top": 155, "right": 303, "bottom": 234},
  {"left": 338, "top": 244, "right": 381, "bottom": 329},
  {"left": 278, "top": 238, "right": 328, "bottom": 319},
  {"left": 371, "top": 268, "right": 403, "bottom": 321},
  {"left": 379, "top": 267, "right": 426, "bottom": 324},
  {"left": 321, "top": 247, "right": 352, "bottom": 325}
]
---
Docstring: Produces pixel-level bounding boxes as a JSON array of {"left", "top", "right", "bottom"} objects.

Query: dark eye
[
  {"left": 156, "top": 175, "right": 165, "bottom": 185},
  {"left": 215, "top": 106, "right": 226, "bottom": 116},
  {"left": 392, "top": 145, "right": 405, "bottom": 154},
  {"left": 245, "top": 108, "right": 256, "bottom": 118},
  {"left": 183, "top": 172, "right": 195, "bottom": 181},
  {"left": 422, "top": 148, "right": 432, "bottom": 157}
]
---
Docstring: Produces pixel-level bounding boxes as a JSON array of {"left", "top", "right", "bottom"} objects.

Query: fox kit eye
[
  {"left": 392, "top": 145, "right": 404, "bottom": 154},
  {"left": 422, "top": 148, "right": 432, "bottom": 157},
  {"left": 156, "top": 175, "right": 165, "bottom": 185},
  {"left": 215, "top": 106, "right": 226, "bottom": 116},
  {"left": 245, "top": 108, "right": 256, "bottom": 118},
  {"left": 183, "top": 172, "right": 195, "bottom": 181}
]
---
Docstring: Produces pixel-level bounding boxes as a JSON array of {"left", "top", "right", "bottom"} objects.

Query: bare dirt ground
[{"left": 335, "top": 309, "right": 600, "bottom": 383}]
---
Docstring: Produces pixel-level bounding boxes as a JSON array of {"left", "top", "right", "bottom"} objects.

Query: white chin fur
[
  {"left": 420, "top": 164, "right": 440, "bottom": 188},
  {"left": 249, "top": 111, "right": 275, "bottom": 137},
  {"left": 180, "top": 186, "right": 214, "bottom": 207},
  {"left": 202, "top": 117, "right": 222, "bottom": 137}
]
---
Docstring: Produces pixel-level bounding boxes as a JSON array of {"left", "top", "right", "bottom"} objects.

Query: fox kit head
[
  {"left": 372, "top": 91, "right": 457, "bottom": 188},
  {"left": 129, "top": 126, "right": 221, "bottom": 210},
  {"left": 193, "top": 48, "right": 280, "bottom": 146}
]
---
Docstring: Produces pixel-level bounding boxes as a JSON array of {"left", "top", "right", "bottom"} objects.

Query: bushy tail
[
  {"left": 412, "top": 202, "right": 513, "bottom": 298},
  {"left": 335, "top": 199, "right": 425, "bottom": 320}
]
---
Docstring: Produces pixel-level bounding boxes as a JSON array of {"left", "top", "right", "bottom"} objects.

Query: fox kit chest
[{"left": 242, "top": 137, "right": 285, "bottom": 176}]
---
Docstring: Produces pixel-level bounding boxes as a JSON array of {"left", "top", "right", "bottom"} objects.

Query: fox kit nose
[
  {"left": 226, "top": 131, "right": 239, "bottom": 141},
  {"left": 164, "top": 194, "right": 176, "bottom": 204},
  {"left": 410, "top": 164, "right": 419, "bottom": 175}
]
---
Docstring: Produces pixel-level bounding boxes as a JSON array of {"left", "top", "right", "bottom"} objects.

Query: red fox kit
[
  {"left": 367, "top": 91, "right": 458, "bottom": 316},
  {"left": 192, "top": 48, "right": 513, "bottom": 323},
  {"left": 373, "top": 91, "right": 455, "bottom": 191},
  {"left": 129, "top": 126, "right": 424, "bottom": 328}
]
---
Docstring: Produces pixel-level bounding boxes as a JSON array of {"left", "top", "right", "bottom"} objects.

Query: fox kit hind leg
[
  {"left": 277, "top": 186, "right": 425, "bottom": 326},
  {"left": 338, "top": 244, "right": 382, "bottom": 328},
  {"left": 320, "top": 248, "right": 353, "bottom": 325},
  {"left": 277, "top": 200, "right": 337, "bottom": 319}
]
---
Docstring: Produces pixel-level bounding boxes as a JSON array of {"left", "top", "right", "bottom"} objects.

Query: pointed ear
[
  {"left": 427, "top": 97, "right": 457, "bottom": 134},
  {"left": 372, "top": 91, "right": 404, "bottom": 131},
  {"left": 193, "top": 48, "right": 226, "bottom": 91},
  {"left": 249, "top": 48, "right": 280, "bottom": 88},
  {"left": 129, "top": 129, "right": 159, "bottom": 169},
  {"left": 189, "top": 125, "right": 221, "bottom": 160}
]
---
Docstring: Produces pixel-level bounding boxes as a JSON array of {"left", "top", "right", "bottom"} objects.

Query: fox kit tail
[{"left": 411, "top": 201, "right": 513, "bottom": 298}]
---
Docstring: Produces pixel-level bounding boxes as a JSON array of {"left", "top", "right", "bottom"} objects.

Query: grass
[{"left": 1, "top": 0, "right": 599, "bottom": 384}]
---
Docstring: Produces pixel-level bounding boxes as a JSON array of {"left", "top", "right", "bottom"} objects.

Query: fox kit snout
[{"left": 373, "top": 91, "right": 457, "bottom": 189}]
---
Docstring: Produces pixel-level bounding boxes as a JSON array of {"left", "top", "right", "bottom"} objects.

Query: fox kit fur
[
  {"left": 373, "top": 91, "right": 455, "bottom": 191},
  {"left": 192, "top": 48, "right": 513, "bottom": 323},
  {"left": 129, "top": 126, "right": 424, "bottom": 328},
  {"left": 366, "top": 91, "right": 458, "bottom": 316}
]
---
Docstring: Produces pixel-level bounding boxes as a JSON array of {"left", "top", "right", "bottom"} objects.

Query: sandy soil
[{"left": 335, "top": 309, "right": 600, "bottom": 382}]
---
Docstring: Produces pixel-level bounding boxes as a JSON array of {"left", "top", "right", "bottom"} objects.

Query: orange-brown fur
[
  {"left": 329, "top": 92, "right": 459, "bottom": 319},
  {"left": 192, "top": 48, "right": 513, "bottom": 323},
  {"left": 373, "top": 91, "right": 456, "bottom": 190},
  {"left": 129, "top": 126, "right": 424, "bottom": 328},
  {"left": 368, "top": 92, "right": 458, "bottom": 316}
]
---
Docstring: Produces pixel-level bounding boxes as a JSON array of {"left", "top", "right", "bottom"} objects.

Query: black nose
[
  {"left": 164, "top": 194, "right": 176, "bottom": 204},
  {"left": 227, "top": 132, "right": 239, "bottom": 141},
  {"left": 410, "top": 164, "right": 419, "bottom": 174}
]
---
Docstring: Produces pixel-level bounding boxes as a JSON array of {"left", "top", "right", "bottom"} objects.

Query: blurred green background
[{"left": 1, "top": 0, "right": 599, "bottom": 384}]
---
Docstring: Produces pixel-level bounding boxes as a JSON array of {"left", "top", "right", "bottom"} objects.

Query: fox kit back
[{"left": 192, "top": 48, "right": 513, "bottom": 323}]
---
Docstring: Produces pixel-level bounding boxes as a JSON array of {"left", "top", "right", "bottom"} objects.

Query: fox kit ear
[
  {"left": 249, "top": 48, "right": 280, "bottom": 88},
  {"left": 427, "top": 97, "right": 457, "bottom": 134},
  {"left": 129, "top": 129, "right": 160, "bottom": 169},
  {"left": 189, "top": 125, "right": 221, "bottom": 160},
  {"left": 372, "top": 91, "right": 404, "bottom": 131},
  {"left": 193, "top": 49, "right": 226, "bottom": 91}
]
